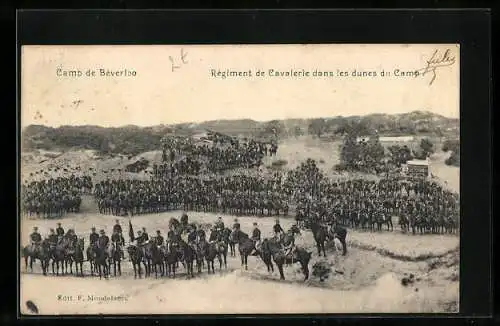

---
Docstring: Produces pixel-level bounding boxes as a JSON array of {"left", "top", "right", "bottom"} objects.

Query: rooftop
[{"left": 406, "top": 159, "right": 429, "bottom": 166}]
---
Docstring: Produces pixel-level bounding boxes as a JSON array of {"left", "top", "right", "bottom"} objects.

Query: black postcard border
[{"left": 14, "top": 9, "right": 492, "bottom": 322}]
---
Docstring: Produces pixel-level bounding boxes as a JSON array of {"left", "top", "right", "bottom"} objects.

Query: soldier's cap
[
  {"left": 50, "top": 228, "right": 55, "bottom": 232},
  {"left": 91, "top": 227, "right": 96, "bottom": 230},
  {"left": 57, "top": 223, "right": 61, "bottom": 225},
  {"left": 100, "top": 230, "right": 105, "bottom": 234},
  {"left": 33, "top": 226, "right": 38, "bottom": 230},
  {"left": 253, "top": 222, "right": 257, "bottom": 226},
  {"left": 142, "top": 227, "right": 146, "bottom": 230},
  {"left": 115, "top": 219, "right": 119, "bottom": 223},
  {"left": 156, "top": 230, "right": 161, "bottom": 233}
]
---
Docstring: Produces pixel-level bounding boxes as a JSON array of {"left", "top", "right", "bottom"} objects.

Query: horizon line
[{"left": 21, "top": 110, "right": 459, "bottom": 129}]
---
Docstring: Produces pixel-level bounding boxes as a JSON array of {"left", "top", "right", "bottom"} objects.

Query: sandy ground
[{"left": 20, "top": 209, "right": 459, "bottom": 315}]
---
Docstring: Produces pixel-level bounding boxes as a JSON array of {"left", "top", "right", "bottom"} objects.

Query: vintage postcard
[{"left": 20, "top": 44, "right": 460, "bottom": 315}]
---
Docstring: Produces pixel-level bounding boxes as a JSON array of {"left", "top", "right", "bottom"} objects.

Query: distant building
[
  {"left": 356, "top": 135, "right": 414, "bottom": 143},
  {"left": 379, "top": 136, "right": 414, "bottom": 143},
  {"left": 405, "top": 159, "right": 430, "bottom": 178},
  {"left": 356, "top": 136, "right": 370, "bottom": 143}
]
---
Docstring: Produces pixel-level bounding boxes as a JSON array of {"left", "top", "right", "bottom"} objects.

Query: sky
[{"left": 21, "top": 44, "right": 460, "bottom": 128}]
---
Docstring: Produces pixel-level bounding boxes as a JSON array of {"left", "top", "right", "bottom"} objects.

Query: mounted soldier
[
  {"left": 141, "top": 227, "right": 149, "bottom": 241},
  {"left": 89, "top": 227, "right": 99, "bottom": 248},
  {"left": 273, "top": 218, "right": 284, "bottom": 243},
  {"left": 113, "top": 219, "right": 125, "bottom": 245},
  {"left": 29, "top": 226, "right": 42, "bottom": 251},
  {"left": 232, "top": 218, "right": 240, "bottom": 232},
  {"left": 98, "top": 230, "right": 109, "bottom": 250},
  {"left": 111, "top": 229, "right": 124, "bottom": 259},
  {"left": 249, "top": 222, "right": 261, "bottom": 256},
  {"left": 67, "top": 228, "right": 78, "bottom": 247},
  {"left": 180, "top": 213, "right": 189, "bottom": 227},
  {"left": 155, "top": 230, "right": 164, "bottom": 247},
  {"left": 47, "top": 228, "right": 58, "bottom": 246},
  {"left": 187, "top": 225, "right": 198, "bottom": 249},
  {"left": 214, "top": 216, "right": 224, "bottom": 231},
  {"left": 56, "top": 223, "right": 65, "bottom": 236}
]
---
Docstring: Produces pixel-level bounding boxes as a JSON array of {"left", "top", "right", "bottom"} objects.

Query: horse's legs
[
  {"left": 277, "top": 263, "right": 285, "bottom": 280},
  {"left": 316, "top": 243, "right": 321, "bottom": 256},
  {"left": 244, "top": 255, "right": 248, "bottom": 270},
  {"left": 300, "top": 261, "right": 309, "bottom": 281},
  {"left": 118, "top": 261, "right": 121, "bottom": 276}
]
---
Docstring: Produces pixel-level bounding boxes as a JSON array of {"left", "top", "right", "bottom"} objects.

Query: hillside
[{"left": 21, "top": 111, "right": 459, "bottom": 155}]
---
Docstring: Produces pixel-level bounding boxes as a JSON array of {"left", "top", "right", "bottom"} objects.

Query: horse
[
  {"left": 51, "top": 238, "right": 70, "bottom": 276},
  {"left": 92, "top": 245, "right": 110, "bottom": 279},
  {"left": 178, "top": 240, "right": 195, "bottom": 278},
  {"left": 127, "top": 245, "right": 147, "bottom": 278},
  {"left": 64, "top": 238, "right": 77, "bottom": 275},
  {"left": 86, "top": 243, "right": 97, "bottom": 276},
  {"left": 230, "top": 229, "right": 256, "bottom": 270},
  {"left": 260, "top": 238, "right": 312, "bottom": 281},
  {"left": 73, "top": 238, "right": 85, "bottom": 277},
  {"left": 23, "top": 240, "right": 51, "bottom": 275},
  {"left": 309, "top": 220, "right": 327, "bottom": 257},
  {"left": 209, "top": 229, "right": 228, "bottom": 269},
  {"left": 376, "top": 212, "right": 394, "bottom": 231},
  {"left": 222, "top": 227, "right": 236, "bottom": 257},
  {"left": 163, "top": 241, "right": 180, "bottom": 278},
  {"left": 399, "top": 215, "right": 410, "bottom": 233},
  {"left": 199, "top": 239, "right": 221, "bottom": 274},
  {"left": 143, "top": 240, "right": 164, "bottom": 278},
  {"left": 327, "top": 224, "right": 348, "bottom": 256},
  {"left": 108, "top": 241, "right": 123, "bottom": 277}
]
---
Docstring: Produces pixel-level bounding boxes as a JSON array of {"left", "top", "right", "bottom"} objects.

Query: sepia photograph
[{"left": 19, "top": 44, "right": 460, "bottom": 315}]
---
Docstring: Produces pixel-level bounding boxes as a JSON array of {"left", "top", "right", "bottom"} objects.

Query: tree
[
  {"left": 293, "top": 126, "right": 304, "bottom": 137},
  {"left": 340, "top": 133, "right": 360, "bottom": 169},
  {"left": 388, "top": 145, "right": 413, "bottom": 166},
  {"left": 442, "top": 139, "right": 459, "bottom": 153},
  {"left": 367, "top": 134, "right": 385, "bottom": 163},
  {"left": 308, "top": 118, "right": 328, "bottom": 138},
  {"left": 262, "top": 120, "right": 283, "bottom": 139},
  {"left": 420, "top": 138, "right": 435, "bottom": 158}
]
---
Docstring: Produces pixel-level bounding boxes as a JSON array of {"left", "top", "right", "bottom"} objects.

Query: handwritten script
[
  {"left": 417, "top": 49, "right": 456, "bottom": 85},
  {"left": 169, "top": 48, "right": 188, "bottom": 72}
]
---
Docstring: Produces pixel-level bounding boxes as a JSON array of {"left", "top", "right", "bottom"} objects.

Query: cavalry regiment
[
  {"left": 21, "top": 128, "right": 459, "bottom": 281},
  {"left": 23, "top": 213, "right": 348, "bottom": 281}
]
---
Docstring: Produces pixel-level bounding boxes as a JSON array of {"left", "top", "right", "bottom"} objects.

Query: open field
[{"left": 20, "top": 210, "right": 459, "bottom": 314}]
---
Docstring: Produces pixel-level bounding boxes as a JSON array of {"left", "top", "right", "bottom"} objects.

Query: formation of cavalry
[
  {"left": 22, "top": 214, "right": 346, "bottom": 281},
  {"left": 21, "top": 130, "right": 459, "bottom": 280}
]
